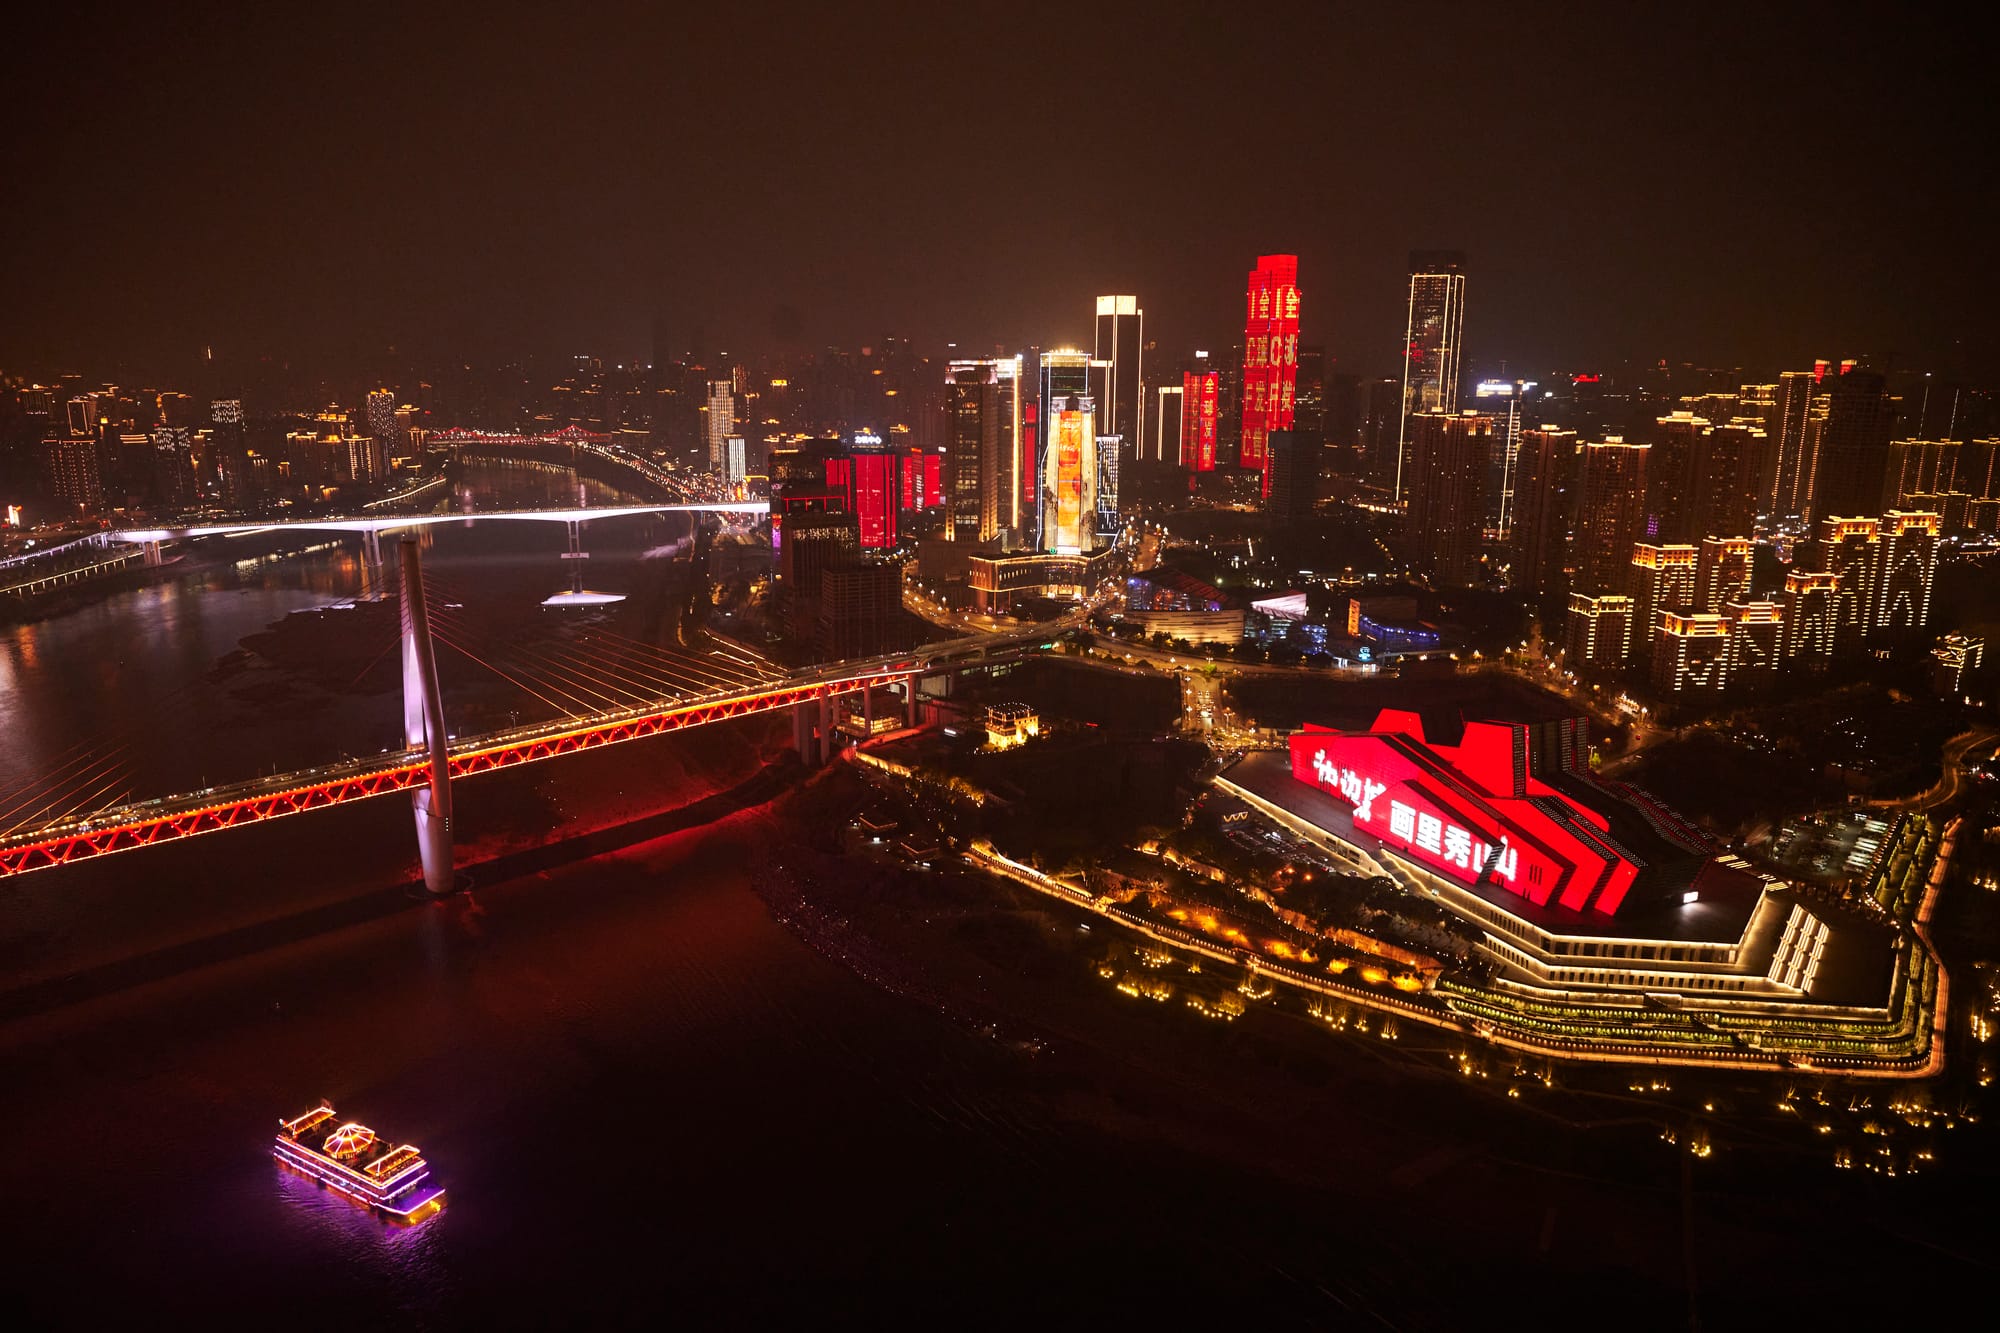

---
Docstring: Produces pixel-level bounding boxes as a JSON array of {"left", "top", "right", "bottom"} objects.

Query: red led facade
[
  {"left": 1287, "top": 710, "right": 1643, "bottom": 915},
  {"left": 826, "top": 452, "right": 901, "bottom": 549},
  {"left": 1180, "top": 371, "right": 1219, "bottom": 471},
  {"left": 1240, "top": 254, "right": 1299, "bottom": 497},
  {"left": 1020, "top": 402, "right": 1038, "bottom": 520}
]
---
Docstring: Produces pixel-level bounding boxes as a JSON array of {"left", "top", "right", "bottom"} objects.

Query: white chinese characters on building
[{"left": 1311, "top": 749, "right": 1518, "bottom": 884}]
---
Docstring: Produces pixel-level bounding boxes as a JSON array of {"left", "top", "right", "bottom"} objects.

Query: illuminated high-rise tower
[
  {"left": 1571, "top": 438, "right": 1650, "bottom": 595},
  {"left": 366, "top": 389, "right": 398, "bottom": 461},
  {"left": 1041, "top": 393, "right": 1099, "bottom": 554},
  {"left": 1037, "top": 350, "right": 1107, "bottom": 546},
  {"left": 1093, "top": 296, "right": 1143, "bottom": 453},
  {"left": 1394, "top": 251, "right": 1467, "bottom": 504},
  {"left": 1239, "top": 254, "right": 1300, "bottom": 498},
  {"left": 944, "top": 357, "right": 1021, "bottom": 543},
  {"left": 705, "top": 379, "right": 734, "bottom": 472}
]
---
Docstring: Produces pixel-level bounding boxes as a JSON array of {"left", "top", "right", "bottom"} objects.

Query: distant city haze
[{"left": 2, "top": 5, "right": 1993, "bottom": 377}]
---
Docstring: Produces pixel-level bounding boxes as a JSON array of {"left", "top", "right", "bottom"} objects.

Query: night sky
[{"left": 5, "top": 2, "right": 1993, "bottom": 379}]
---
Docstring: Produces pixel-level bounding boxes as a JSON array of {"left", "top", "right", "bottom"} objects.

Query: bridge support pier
[
  {"left": 361, "top": 528, "right": 384, "bottom": 566},
  {"left": 904, "top": 677, "right": 920, "bottom": 728},
  {"left": 795, "top": 697, "right": 840, "bottom": 766},
  {"left": 141, "top": 541, "right": 164, "bottom": 567},
  {"left": 399, "top": 539, "right": 456, "bottom": 894}
]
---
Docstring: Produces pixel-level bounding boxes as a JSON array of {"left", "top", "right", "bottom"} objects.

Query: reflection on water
[{"left": 0, "top": 462, "right": 685, "bottom": 806}]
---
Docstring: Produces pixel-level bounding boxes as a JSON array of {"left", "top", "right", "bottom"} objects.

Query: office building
[
  {"left": 816, "top": 559, "right": 902, "bottom": 661},
  {"left": 1180, "top": 368, "right": 1219, "bottom": 471},
  {"left": 1405, "top": 411, "right": 1495, "bottom": 586},
  {"left": 1687, "top": 421, "right": 1766, "bottom": 542},
  {"left": 1038, "top": 350, "right": 1109, "bottom": 542},
  {"left": 1472, "top": 379, "right": 1528, "bottom": 539},
  {"left": 1570, "top": 439, "right": 1650, "bottom": 594},
  {"left": 705, "top": 379, "right": 734, "bottom": 472},
  {"left": 42, "top": 436, "right": 104, "bottom": 511},
  {"left": 779, "top": 509, "right": 861, "bottom": 639},
  {"left": 944, "top": 358, "right": 1020, "bottom": 542},
  {"left": 825, "top": 446, "right": 900, "bottom": 550},
  {"left": 1093, "top": 296, "right": 1144, "bottom": 451},
  {"left": 1394, "top": 251, "right": 1467, "bottom": 503},
  {"left": 1767, "top": 367, "right": 1822, "bottom": 519},
  {"left": 1152, "top": 384, "right": 1184, "bottom": 464},
  {"left": 1239, "top": 254, "right": 1300, "bottom": 496},
  {"left": 1508, "top": 428, "right": 1578, "bottom": 600},
  {"left": 1041, "top": 392, "right": 1099, "bottom": 554},
  {"left": 1800, "top": 364, "right": 1897, "bottom": 521},
  {"left": 1883, "top": 439, "right": 1959, "bottom": 509},
  {"left": 1265, "top": 429, "right": 1314, "bottom": 527},
  {"left": 366, "top": 390, "right": 398, "bottom": 461}
]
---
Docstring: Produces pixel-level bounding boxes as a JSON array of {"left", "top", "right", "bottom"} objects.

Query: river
[{"left": 1, "top": 462, "right": 1994, "bottom": 1326}]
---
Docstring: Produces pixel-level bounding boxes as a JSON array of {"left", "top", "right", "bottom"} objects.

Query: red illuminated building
[
  {"left": 1239, "top": 254, "right": 1300, "bottom": 497},
  {"left": 825, "top": 449, "right": 902, "bottom": 550},
  {"left": 1180, "top": 370, "right": 1219, "bottom": 472},
  {"left": 1283, "top": 709, "right": 1722, "bottom": 916}
]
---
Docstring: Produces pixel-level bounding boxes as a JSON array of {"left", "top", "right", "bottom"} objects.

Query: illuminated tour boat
[{"left": 274, "top": 1102, "right": 446, "bottom": 1223}]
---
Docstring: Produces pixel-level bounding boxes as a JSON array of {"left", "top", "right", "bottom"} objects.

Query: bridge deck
[{"left": 0, "top": 666, "right": 910, "bottom": 879}]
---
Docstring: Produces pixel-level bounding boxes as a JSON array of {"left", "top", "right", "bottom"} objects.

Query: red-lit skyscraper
[
  {"left": 1239, "top": 255, "right": 1300, "bottom": 497},
  {"left": 1181, "top": 369, "right": 1219, "bottom": 472}
]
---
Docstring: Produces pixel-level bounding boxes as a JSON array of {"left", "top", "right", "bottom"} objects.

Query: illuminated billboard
[{"left": 1041, "top": 402, "right": 1096, "bottom": 553}]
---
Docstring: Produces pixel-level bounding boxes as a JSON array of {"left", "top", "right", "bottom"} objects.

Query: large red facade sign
[
  {"left": 1181, "top": 371, "right": 1218, "bottom": 472},
  {"left": 1287, "top": 711, "right": 1641, "bottom": 916},
  {"left": 1240, "top": 254, "right": 1299, "bottom": 497}
]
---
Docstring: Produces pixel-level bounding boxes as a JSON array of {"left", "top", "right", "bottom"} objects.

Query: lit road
[{"left": 1870, "top": 726, "right": 2000, "bottom": 813}]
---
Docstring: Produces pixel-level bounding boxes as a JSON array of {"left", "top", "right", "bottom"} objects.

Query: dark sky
[{"left": 4, "top": 2, "right": 1994, "bottom": 380}]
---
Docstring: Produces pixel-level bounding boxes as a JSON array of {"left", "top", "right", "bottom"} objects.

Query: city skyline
[{"left": 2, "top": 6, "right": 1994, "bottom": 378}]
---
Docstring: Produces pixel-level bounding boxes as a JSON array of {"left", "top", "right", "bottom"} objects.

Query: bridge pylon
[{"left": 399, "top": 539, "right": 456, "bottom": 894}]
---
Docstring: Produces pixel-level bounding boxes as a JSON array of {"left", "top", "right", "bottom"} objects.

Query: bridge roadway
[
  {"left": 0, "top": 623, "right": 1058, "bottom": 880},
  {"left": 108, "top": 501, "right": 766, "bottom": 543}
]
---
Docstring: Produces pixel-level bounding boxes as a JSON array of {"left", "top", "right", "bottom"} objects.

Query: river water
[{"left": 2, "top": 463, "right": 1994, "bottom": 1325}]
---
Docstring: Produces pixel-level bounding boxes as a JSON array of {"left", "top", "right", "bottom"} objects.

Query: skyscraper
[
  {"left": 1767, "top": 368, "right": 1821, "bottom": 518},
  {"left": 1094, "top": 296, "right": 1144, "bottom": 452},
  {"left": 1800, "top": 363, "right": 1896, "bottom": 521},
  {"left": 944, "top": 358, "right": 1021, "bottom": 543},
  {"left": 1571, "top": 439, "right": 1650, "bottom": 595},
  {"left": 1180, "top": 368, "right": 1219, "bottom": 472},
  {"left": 1509, "top": 427, "right": 1578, "bottom": 600},
  {"left": 705, "top": 379, "right": 734, "bottom": 473},
  {"left": 1038, "top": 350, "right": 1107, "bottom": 545},
  {"left": 1394, "top": 251, "right": 1467, "bottom": 504},
  {"left": 1041, "top": 393, "right": 1098, "bottom": 554},
  {"left": 1265, "top": 430, "right": 1314, "bottom": 526},
  {"left": 1239, "top": 254, "right": 1300, "bottom": 497},
  {"left": 1405, "top": 411, "right": 1495, "bottom": 586},
  {"left": 366, "top": 389, "right": 398, "bottom": 461},
  {"left": 42, "top": 436, "right": 104, "bottom": 511},
  {"left": 1687, "top": 421, "right": 1766, "bottom": 542},
  {"left": 1152, "top": 384, "right": 1184, "bottom": 464}
]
